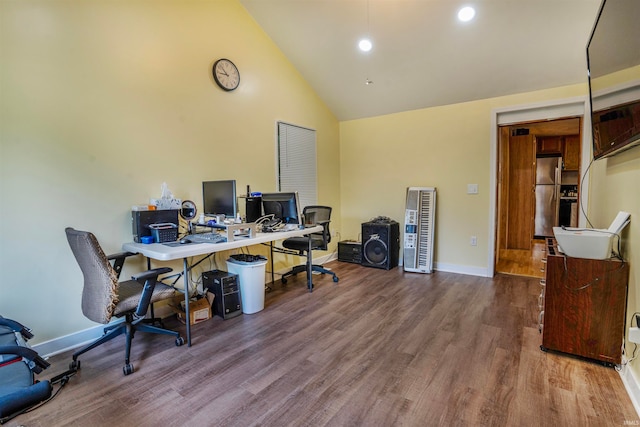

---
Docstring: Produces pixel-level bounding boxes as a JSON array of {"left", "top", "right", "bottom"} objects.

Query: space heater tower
[{"left": 403, "top": 187, "right": 436, "bottom": 273}]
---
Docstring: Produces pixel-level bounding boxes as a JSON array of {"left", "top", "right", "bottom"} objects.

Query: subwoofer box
[
  {"left": 338, "top": 240, "right": 362, "bottom": 264},
  {"left": 361, "top": 219, "right": 400, "bottom": 270}
]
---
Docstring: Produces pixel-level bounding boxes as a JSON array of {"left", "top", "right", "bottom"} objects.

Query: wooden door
[{"left": 506, "top": 134, "right": 535, "bottom": 249}]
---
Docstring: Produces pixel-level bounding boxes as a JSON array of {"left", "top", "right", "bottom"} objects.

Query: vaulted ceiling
[{"left": 240, "top": 0, "right": 602, "bottom": 121}]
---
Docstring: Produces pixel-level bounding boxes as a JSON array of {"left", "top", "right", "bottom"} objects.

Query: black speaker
[
  {"left": 202, "top": 270, "right": 242, "bottom": 319},
  {"left": 361, "top": 219, "right": 400, "bottom": 270},
  {"left": 245, "top": 196, "right": 262, "bottom": 223}
]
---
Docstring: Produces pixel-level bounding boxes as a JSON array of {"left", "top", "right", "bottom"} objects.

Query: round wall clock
[{"left": 212, "top": 58, "right": 240, "bottom": 91}]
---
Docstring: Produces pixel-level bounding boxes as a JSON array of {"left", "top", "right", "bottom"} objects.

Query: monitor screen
[
  {"left": 202, "top": 180, "right": 237, "bottom": 217},
  {"left": 261, "top": 192, "right": 302, "bottom": 224}
]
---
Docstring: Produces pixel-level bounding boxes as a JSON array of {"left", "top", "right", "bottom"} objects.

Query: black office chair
[
  {"left": 280, "top": 206, "right": 339, "bottom": 291},
  {"left": 0, "top": 317, "right": 52, "bottom": 423},
  {"left": 65, "top": 228, "right": 184, "bottom": 376}
]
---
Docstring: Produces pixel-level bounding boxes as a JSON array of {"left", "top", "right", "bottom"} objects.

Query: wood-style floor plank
[{"left": 9, "top": 261, "right": 638, "bottom": 426}]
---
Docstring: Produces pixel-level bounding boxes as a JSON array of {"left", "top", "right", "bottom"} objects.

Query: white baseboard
[
  {"left": 34, "top": 254, "right": 340, "bottom": 359},
  {"left": 619, "top": 363, "right": 640, "bottom": 418},
  {"left": 434, "top": 262, "right": 490, "bottom": 277},
  {"left": 33, "top": 321, "right": 121, "bottom": 359}
]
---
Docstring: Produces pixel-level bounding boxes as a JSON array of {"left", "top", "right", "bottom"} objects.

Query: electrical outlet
[
  {"left": 470, "top": 236, "right": 477, "bottom": 246},
  {"left": 630, "top": 327, "right": 640, "bottom": 344},
  {"left": 467, "top": 184, "right": 478, "bottom": 194}
]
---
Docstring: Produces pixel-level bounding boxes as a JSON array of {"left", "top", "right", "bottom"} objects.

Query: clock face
[{"left": 213, "top": 59, "right": 240, "bottom": 91}]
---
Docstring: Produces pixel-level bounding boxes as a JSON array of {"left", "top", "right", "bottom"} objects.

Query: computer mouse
[{"left": 179, "top": 238, "right": 191, "bottom": 244}]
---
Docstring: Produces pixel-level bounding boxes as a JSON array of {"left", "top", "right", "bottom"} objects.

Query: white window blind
[{"left": 277, "top": 122, "right": 317, "bottom": 209}]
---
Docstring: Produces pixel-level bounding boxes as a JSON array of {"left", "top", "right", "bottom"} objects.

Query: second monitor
[
  {"left": 203, "top": 180, "right": 237, "bottom": 218},
  {"left": 261, "top": 192, "right": 302, "bottom": 225}
]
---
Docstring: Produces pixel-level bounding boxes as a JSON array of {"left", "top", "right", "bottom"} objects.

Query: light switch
[{"left": 467, "top": 184, "right": 478, "bottom": 194}]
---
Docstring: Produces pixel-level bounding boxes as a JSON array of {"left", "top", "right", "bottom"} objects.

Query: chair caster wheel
[
  {"left": 333, "top": 276, "right": 339, "bottom": 283},
  {"left": 70, "top": 360, "right": 81, "bottom": 371},
  {"left": 123, "top": 363, "right": 134, "bottom": 376},
  {"left": 175, "top": 336, "right": 185, "bottom": 346}
]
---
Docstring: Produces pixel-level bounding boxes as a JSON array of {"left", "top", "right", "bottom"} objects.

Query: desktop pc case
[
  {"left": 132, "top": 209, "right": 179, "bottom": 243},
  {"left": 202, "top": 270, "right": 242, "bottom": 319},
  {"left": 245, "top": 196, "right": 262, "bottom": 223}
]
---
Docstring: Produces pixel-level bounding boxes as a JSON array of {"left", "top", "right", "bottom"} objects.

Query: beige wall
[
  {"left": 340, "top": 84, "right": 590, "bottom": 273},
  {"left": 0, "top": 0, "right": 340, "bottom": 342}
]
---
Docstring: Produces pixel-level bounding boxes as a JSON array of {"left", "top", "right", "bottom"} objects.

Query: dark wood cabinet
[
  {"left": 563, "top": 135, "right": 581, "bottom": 171},
  {"left": 540, "top": 239, "right": 629, "bottom": 365},
  {"left": 536, "top": 136, "right": 563, "bottom": 155}
]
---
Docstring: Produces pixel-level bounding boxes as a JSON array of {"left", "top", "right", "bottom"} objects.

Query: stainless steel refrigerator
[{"left": 534, "top": 156, "right": 562, "bottom": 237}]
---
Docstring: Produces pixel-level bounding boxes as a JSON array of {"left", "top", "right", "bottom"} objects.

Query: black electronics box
[
  {"left": 131, "top": 209, "right": 179, "bottom": 243},
  {"left": 245, "top": 196, "right": 262, "bottom": 223},
  {"left": 202, "top": 270, "right": 242, "bottom": 320},
  {"left": 338, "top": 240, "right": 362, "bottom": 264}
]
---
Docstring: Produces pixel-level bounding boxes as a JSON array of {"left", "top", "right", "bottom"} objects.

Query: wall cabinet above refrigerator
[{"left": 536, "top": 135, "right": 581, "bottom": 171}]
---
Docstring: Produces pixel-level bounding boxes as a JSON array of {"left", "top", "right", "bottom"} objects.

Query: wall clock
[{"left": 212, "top": 58, "right": 240, "bottom": 91}]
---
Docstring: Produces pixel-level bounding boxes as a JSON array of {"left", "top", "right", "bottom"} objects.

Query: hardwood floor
[
  {"left": 496, "top": 239, "right": 547, "bottom": 278},
  {"left": 12, "top": 262, "right": 637, "bottom": 426}
]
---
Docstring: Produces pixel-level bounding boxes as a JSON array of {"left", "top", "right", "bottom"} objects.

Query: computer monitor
[
  {"left": 261, "top": 192, "right": 302, "bottom": 225},
  {"left": 202, "top": 180, "right": 237, "bottom": 217}
]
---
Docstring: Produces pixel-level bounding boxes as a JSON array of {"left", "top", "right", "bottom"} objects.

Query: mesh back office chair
[
  {"left": 281, "top": 206, "right": 339, "bottom": 291},
  {"left": 65, "top": 228, "right": 184, "bottom": 376}
]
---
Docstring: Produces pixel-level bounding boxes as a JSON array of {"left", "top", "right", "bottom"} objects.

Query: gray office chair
[
  {"left": 281, "top": 206, "right": 339, "bottom": 291},
  {"left": 65, "top": 228, "right": 184, "bottom": 376}
]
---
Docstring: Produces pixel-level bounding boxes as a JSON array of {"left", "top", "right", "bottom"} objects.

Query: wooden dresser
[{"left": 539, "top": 238, "right": 630, "bottom": 366}]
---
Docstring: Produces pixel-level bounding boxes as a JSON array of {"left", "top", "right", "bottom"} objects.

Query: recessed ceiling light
[
  {"left": 358, "top": 38, "right": 372, "bottom": 52},
  {"left": 457, "top": 6, "right": 476, "bottom": 22}
]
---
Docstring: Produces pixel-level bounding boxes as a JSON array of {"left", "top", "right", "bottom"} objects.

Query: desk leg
[
  {"left": 183, "top": 258, "right": 191, "bottom": 347},
  {"left": 270, "top": 242, "right": 275, "bottom": 286},
  {"left": 306, "top": 237, "right": 313, "bottom": 292}
]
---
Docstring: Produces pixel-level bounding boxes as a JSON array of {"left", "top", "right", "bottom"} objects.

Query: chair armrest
[
  {"left": 107, "top": 251, "right": 137, "bottom": 261},
  {"left": 0, "top": 318, "right": 33, "bottom": 340},
  {"left": 0, "top": 346, "right": 50, "bottom": 373},
  {"left": 107, "top": 251, "right": 138, "bottom": 279},
  {"left": 315, "top": 220, "right": 331, "bottom": 244},
  {"left": 131, "top": 267, "right": 173, "bottom": 317},
  {"left": 131, "top": 267, "right": 173, "bottom": 283}
]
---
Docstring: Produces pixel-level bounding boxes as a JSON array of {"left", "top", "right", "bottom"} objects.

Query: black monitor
[
  {"left": 202, "top": 180, "right": 237, "bottom": 217},
  {"left": 261, "top": 192, "right": 302, "bottom": 224}
]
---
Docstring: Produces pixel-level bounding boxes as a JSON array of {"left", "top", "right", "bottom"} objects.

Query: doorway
[{"left": 494, "top": 116, "right": 583, "bottom": 278}]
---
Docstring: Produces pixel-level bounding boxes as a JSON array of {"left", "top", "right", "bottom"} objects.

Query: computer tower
[
  {"left": 202, "top": 270, "right": 242, "bottom": 319},
  {"left": 245, "top": 196, "right": 262, "bottom": 223},
  {"left": 131, "top": 209, "right": 179, "bottom": 243},
  {"left": 361, "top": 219, "right": 400, "bottom": 270}
]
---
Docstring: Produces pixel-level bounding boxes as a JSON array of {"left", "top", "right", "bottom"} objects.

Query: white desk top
[{"left": 122, "top": 225, "right": 322, "bottom": 261}]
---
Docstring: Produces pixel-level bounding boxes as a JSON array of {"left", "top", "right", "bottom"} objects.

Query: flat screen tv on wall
[{"left": 587, "top": 0, "right": 640, "bottom": 160}]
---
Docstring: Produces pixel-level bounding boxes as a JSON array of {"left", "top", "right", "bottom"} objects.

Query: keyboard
[{"left": 187, "top": 233, "right": 227, "bottom": 244}]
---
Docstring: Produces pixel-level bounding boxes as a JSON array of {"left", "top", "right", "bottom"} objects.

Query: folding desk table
[{"left": 122, "top": 225, "right": 322, "bottom": 346}]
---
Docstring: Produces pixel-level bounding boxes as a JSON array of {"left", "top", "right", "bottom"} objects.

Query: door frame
[{"left": 488, "top": 96, "right": 592, "bottom": 277}]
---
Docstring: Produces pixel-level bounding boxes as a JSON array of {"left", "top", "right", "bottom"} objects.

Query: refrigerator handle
[{"left": 553, "top": 167, "right": 560, "bottom": 201}]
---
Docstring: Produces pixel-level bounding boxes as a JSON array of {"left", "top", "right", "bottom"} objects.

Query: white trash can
[{"left": 226, "top": 254, "right": 268, "bottom": 314}]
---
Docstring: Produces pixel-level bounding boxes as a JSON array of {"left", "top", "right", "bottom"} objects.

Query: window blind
[{"left": 277, "top": 122, "right": 317, "bottom": 210}]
